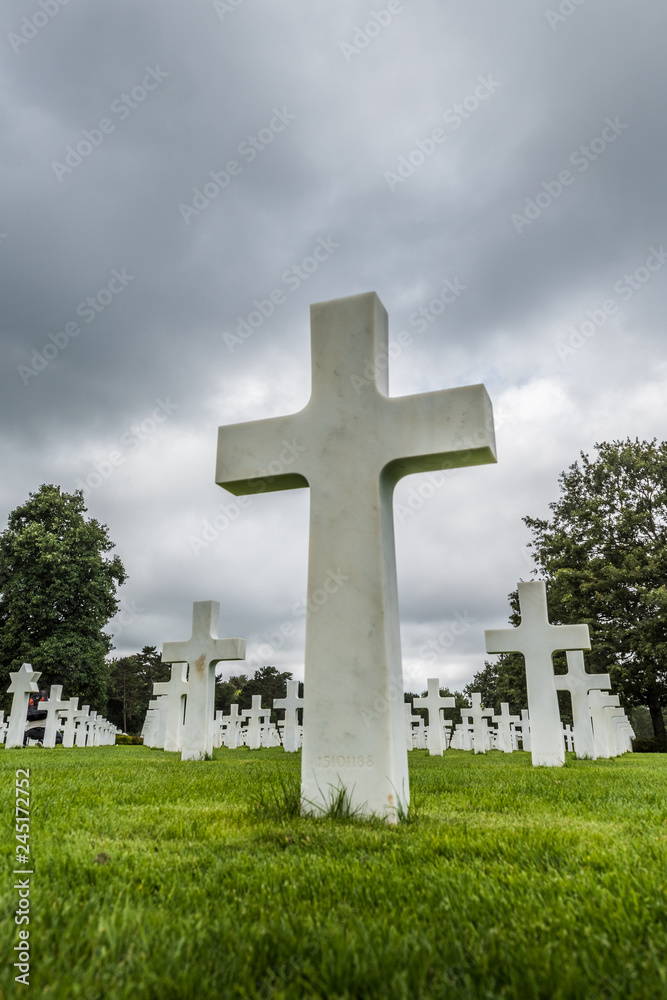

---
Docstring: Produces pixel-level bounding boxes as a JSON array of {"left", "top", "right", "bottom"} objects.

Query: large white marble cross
[
  {"left": 217, "top": 291, "right": 496, "bottom": 819},
  {"left": 485, "top": 582, "right": 590, "bottom": 767},
  {"left": 555, "top": 650, "right": 610, "bottom": 760},
  {"left": 413, "top": 679, "right": 456, "bottom": 756},
  {"left": 273, "top": 680, "right": 303, "bottom": 753},
  {"left": 153, "top": 662, "right": 189, "bottom": 753},
  {"left": 162, "top": 601, "right": 245, "bottom": 761},
  {"left": 6, "top": 663, "right": 42, "bottom": 749}
]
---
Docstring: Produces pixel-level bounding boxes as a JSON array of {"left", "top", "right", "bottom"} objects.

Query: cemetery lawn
[{"left": 1, "top": 749, "right": 666, "bottom": 1000}]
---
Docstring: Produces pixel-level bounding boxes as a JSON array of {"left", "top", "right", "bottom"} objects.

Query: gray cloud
[{"left": 1, "top": 0, "right": 666, "bottom": 692}]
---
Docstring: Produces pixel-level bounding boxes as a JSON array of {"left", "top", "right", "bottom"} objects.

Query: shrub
[
  {"left": 115, "top": 734, "right": 144, "bottom": 746},
  {"left": 631, "top": 736, "right": 667, "bottom": 753}
]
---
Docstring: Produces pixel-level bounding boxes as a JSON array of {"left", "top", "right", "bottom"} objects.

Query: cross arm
[
  {"left": 554, "top": 672, "right": 610, "bottom": 693},
  {"left": 210, "top": 639, "right": 245, "bottom": 664},
  {"left": 216, "top": 412, "right": 309, "bottom": 496},
  {"left": 486, "top": 623, "right": 590, "bottom": 656},
  {"left": 383, "top": 384, "right": 496, "bottom": 482},
  {"left": 162, "top": 638, "right": 245, "bottom": 664},
  {"left": 485, "top": 628, "right": 522, "bottom": 655}
]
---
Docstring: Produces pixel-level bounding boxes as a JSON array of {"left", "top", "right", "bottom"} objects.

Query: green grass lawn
[{"left": 1, "top": 746, "right": 666, "bottom": 1000}]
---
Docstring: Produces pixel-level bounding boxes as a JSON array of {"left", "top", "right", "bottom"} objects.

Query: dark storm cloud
[{"left": 1, "top": 0, "right": 666, "bottom": 689}]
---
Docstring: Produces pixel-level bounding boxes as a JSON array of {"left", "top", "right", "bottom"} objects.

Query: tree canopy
[
  {"left": 0, "top": 484, "right": 126, "bottom": 709},
  {"left": 215, "top": 665, "right": 297, "bottom": 723},
  {"left": 518, "top": 439, "right": 667, "bottom": 738},
  {"left": 107, "top": 646, "right": 169, "bottom": 733}
]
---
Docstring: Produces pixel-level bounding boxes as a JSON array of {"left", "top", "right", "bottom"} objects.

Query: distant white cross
[
  {"left": 588, "top": 690, "right": 624, "bottom": 758},
  {"left": 213, "top": 710, "right": 225, "bottom": 748},
  {"left": 453, "top": 720, "right": 473, "bottom": 751},
  {"left": 413, "top": 716, "right": 427, "bottom": 749},
  {"left": 242, "top": 695, "right": 270, "bottom": 750},
  {"left": 6, "top": 663, "right": 42, "bottom": 749},
  {"left": 273, "top": 680, "right": 304, "bottom": 753},
  {"left": 461, "top": 693, "right": 493, "bottom": 754},
  {"left": 519, "top": 709, "right": 531, "bottom": 751},
  {"left": 60, "top": 699, "right": 81, "bottom": 748},
  {"left": 492, "top": 702, "right": 520, "bottom": 754},
  {"left": 141, "top": 707, "right": 159, "bottom": 748},
  {"left": 146, "top": 698, "right": 168, "bottom": 749},
  {"left": 216, "top": 291, "right": 496, "bottom": 819},
  {"left": 485, "top": 582, "right": 590, "bottom": 767},
  {"left": 404, "top": 701, "right": 421, "bottom": 751},
  {"left": 413, "top": 679, "right": 455, "bottom": 756},
  {"left": 162, "top": 601, "right": 245, "bottom": 761},
  {"left": 554, "top": 650, "right": 610, "bottom": 760},
  {"left": 85, "top": 711, "right": 98, "bottom": 746},
  {"left": 41, "top": 685, "right": 70, "bottom": 748},
  {"left": 562, "top": 723, "right": 575, "bottom": 752},
  {"left": 75, "top": 705, "right": 90, "bottom": 747},
  {"left": 153, "top": 662, "right": 189, "bottom": 753},
  {"left": 222, "top": 703, "right": 244, "bottom": 749},
  {"left": 610, "top": 711, "right": 633, "bottom": 754}
]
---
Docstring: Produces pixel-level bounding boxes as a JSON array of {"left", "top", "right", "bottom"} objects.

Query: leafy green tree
[
  {"left": 215, "top": 674, "right": 249, "bottom": 714},
  {"left": 464, "top": 655, "right": 527, "bottom": 717},
  {"left": 106, "top": 646, "right": 170, "bottom": 735},
  {"left": 107, "top": 655, "right": 144, "bottom": 733},
  {"left": 215, "top": 666, "right": 297, "bottom": 723},
  {"left": 241, "top": 666, "right": 294, "bottom": 710},
  {"left": 134, "top": 645, "right": 170, "bottom": 703},
  {"left": 522, "top": 439, "right": 667, "bottom": 739},
  {"left": 0, "top": 485, "right": 126, "bottom": 710}
]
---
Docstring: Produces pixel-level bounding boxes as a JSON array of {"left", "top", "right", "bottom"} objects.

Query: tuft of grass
[
  {"left": 315, "top": 779, "right": 367, "bottom": 821},
  {"left": 250, "top": 768, "right": 302, "bottom": 820}
]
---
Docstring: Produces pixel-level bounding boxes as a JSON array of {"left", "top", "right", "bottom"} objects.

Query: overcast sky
[{"left": 1, "top": 0, "right": 666, "bottom": 694}]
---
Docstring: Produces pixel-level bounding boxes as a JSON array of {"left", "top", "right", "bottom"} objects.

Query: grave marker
[
  {"left": 554, "top": 650, "right": 610, "bottom": 759},
  {"left": 404, "top": 702, "right": 421, "bottom": 751},
  {"left": 273, "top": 680, "right": 304, "bottom": 753},
  {"left": 519, "top": 709, "right": 531, "bottom": 751},
  {"left": 41, "top": 685, "right": 70, "bottom": 748},
  {"left": 5, "top": 663, "right": 42, "bottom": 749},
  {"left": 217, "top": 292, "right": 496, "bottom": 819},
  {"left": 461, "top": 693, "right": 493, "bottom": 754},
  {"left": 242, "top": 695, "right": 270, "bottom": 750},
  {"left": 413, "top": 679, "right": 456, "bottom": 756},
  {"left": 223, "top": 704, "right": 244, "bottom": 748},
  {"left": 75, "top": 706, "right": 90, "bottom": 747},
  {"left": 485, "top": 582, "right": 590, "bottom": 766},
  {"left": 162, "top": 601, "right": 245, "bottom": 760},
  {"left": 153, "top": 662, "right": 189, "bottom": 753},
  {"left": 492, "top": 702, "right": 520, "bottom": 753}
]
